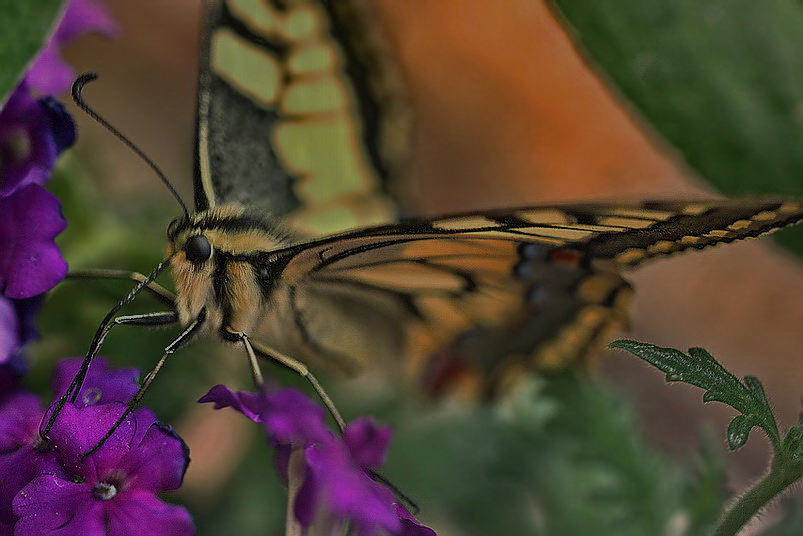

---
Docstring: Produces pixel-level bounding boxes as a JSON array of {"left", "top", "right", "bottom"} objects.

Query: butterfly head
[
  {"left": 165, "top": 204, "right": 294, "bottom": 331},
  {"left": 166, "top": 216, "right": 211, "bottom": 266}
]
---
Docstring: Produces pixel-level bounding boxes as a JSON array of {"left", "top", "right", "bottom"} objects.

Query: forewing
[{"left": 195, "top": 0, "right": 409, "bottom": 235}]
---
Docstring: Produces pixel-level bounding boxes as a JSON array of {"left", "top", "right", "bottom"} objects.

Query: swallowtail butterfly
[{"left": 63, "top": 0, "right": 803, "bottom": 422}]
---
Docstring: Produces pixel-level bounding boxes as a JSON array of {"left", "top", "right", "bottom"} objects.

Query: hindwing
[{"left": 248, "top": 200, "right": 803, "bottom": 396}]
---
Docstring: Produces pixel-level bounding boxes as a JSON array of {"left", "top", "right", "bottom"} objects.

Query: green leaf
[
  {"left": 0, "top": 0, "right": 67, "bottom": 102},
  {"left": 783, "top": 426, "right": 803, "bottom": 461},
  {"left": 609, "top": 341, "right": 781, "bottom": 449},
  {"left": 726, "top": 415, "right": 754, "bottom": 451},
  {"left": 611, "top": 341, "right": 803, "bottom": 533},
  {"left": 550, "top": 0, "right": 803, "bottom": 254}
]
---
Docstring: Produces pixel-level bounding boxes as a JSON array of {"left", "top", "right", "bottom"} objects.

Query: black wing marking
[{"left": 275, "top": 200, "right": 803, "bottom": 269}]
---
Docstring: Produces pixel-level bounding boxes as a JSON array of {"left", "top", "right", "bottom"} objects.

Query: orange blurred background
[{"left": 62, "top": 0, "right": 803, "bottom": 493}]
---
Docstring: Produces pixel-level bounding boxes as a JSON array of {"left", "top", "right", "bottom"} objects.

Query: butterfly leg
[
  {"left": 249, "top": 339, "right": 346, "bottom": 432},
  {"left": 41, "top": 310, "right": 180, "bottom": 440},
  {"left": 68, "top": 268, "right": 176, "bottom": 306},
  {"left": 80, "top": 309, "right": 207, "bottom": 457},
  {"left": 43, "top": 260, "right": 174, "bottom": 436},
  {"left": 222, "top": 329, "right": 265, "bottom": 387}
]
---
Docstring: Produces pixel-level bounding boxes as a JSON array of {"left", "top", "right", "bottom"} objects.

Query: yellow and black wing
[
  {"left": 259, "top": 200, "right": 803, "bottom": 397},
  {"left": 194, "top": 0, "right": 408, "bottom": 236}
]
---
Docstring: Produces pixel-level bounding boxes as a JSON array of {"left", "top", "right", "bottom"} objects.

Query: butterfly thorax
[{"left": 166, "top": 204, "right": 297, "bottom": 338}]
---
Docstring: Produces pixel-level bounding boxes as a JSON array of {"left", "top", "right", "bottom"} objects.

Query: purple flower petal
[
  {"left": 198, "top": 384, "right": 265, "bottom": 422},
  {"left": 0, "top": 279, "right": 43, "bottom": 373},
  {"left": 14, "top": 454, "right": 193, "bottom": 536},
  {"left": 261, "top": 388, "right": 330, "bottom": 447},
  {"left": 0, "top": 391, "right": 46, "bottom": 524},
  {"left": 0, "top": 448, "right": 52, "bottom": 526},
  {"left": 48, "top": 403, "right": 147, "bottom": 477},
  {"left": 103, "top": 490, "right": 194, "bottom": 536},
  {"left": 118, "top": 422, "right": 190, "bottom": 493},
  {"left": 0, "top": 297, "right": 18, "bottom": 366},
  {"left": 25, "top": 44, "right": 74, "bottom": 97},
  {"left": 51, "top": 357, "right": 139, "bottom": 408},
  {"left": 13, "top": 474, "right": 107, "bottom": 536},
  {"left": 344, "top": 417, "right": 393, "bottom": 471},
  {"left": 54, "top": 0, "right": 120, "bottom": 45},
  {"left": 396, "top": 504, "right": 437, "bottom": 536},
  {"left": 40, "top": 96, "right": 76, "bottom": 152},
  {"left": 200, "top": 385, "right": 331, "bottom": 446},
  {"left": 0, "top": 83, "right": 57, "bottom": 196},
  {"left": 26, "top": 0, "right": 119, "bottom": 96},
  {"left": 201, "top": 386, "right": 437, "bottom": 535},
  {"left": 0, "top": 184, "right": 67, "bottom": 298},
  {"left": 0, "top": 390, "right": 40, "bottom": 449},
  {"left": 298, "top": 439, "right": 401, "bottom": 535}
]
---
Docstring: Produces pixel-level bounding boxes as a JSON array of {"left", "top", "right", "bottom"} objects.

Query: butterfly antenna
[{"left": 71, "top": 72, "right": 190, "bottom": 220}]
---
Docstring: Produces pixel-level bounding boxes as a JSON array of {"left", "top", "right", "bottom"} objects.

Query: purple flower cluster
[
  {"left": 0, "top": 0, "right": 117, "bottom": 376},
  {"left": 0, "top": 358, "right": 193, "bottom": 536},
  {"left": 200, "top": 386, "right": 436, "bottom": 536}
]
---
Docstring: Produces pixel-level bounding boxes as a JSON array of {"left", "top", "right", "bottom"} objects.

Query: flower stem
[
  {"left": 713, "top": 457, "right": 801, "bottom": 536},
  {"left": 285, "top": 449, "right": 305, "bottom": 536}
]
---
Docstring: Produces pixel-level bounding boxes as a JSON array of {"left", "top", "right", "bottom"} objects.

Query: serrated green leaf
[
  {"left": 745, "top": 375, "right": 770, "bottom": 407},
  {"left": 0, "top": 0, "right": 67, "bottom": 103},
  {"left": 727, "top": 415, "right": 754, "bottom": 451},
  {"left": 550, "top": 0, "right": 803, "bottom": 255},
  {"left": 610, "top": 341, "right": 781, "bottom": 449}
]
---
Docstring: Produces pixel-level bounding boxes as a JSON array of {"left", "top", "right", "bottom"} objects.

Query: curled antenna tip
[
  {"left": 70, "top": 72, "right": 190, "bottom": 220},
  {"left": 72, "top": 72, "right": 99, "bottom": 99}
]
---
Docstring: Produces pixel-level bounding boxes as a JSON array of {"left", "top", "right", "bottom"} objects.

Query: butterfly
[{"left": 54, "top": 0, "right": 803, "bottom": 436}]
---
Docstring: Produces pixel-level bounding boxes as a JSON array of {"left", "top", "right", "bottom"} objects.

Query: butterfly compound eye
[{"left": 184, "top": 235, "right": 212, "bottom": 263}]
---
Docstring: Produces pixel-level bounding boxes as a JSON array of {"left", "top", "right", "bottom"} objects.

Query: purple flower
[
  {"left": 200, "top": 385, "right": 437, "bottom": 536},
  {"left": 295, "top": 433, "right": 400, "bottom": 534},
  {"left": 0, "top": 82, "right": 57, "bottom": 197},
  {"left": 1, "top": 358, "right": 191, "bottom": 535},
  {"left": 0, "top": 358, "right": 132, "bottom": 526},
  {"left": 0, "top": 390, "right": 58, "bottom": 525},
  {"left": 0, "top": 184, "right": 68, "bottom": 299},
  {"left": 13, "top": 403, "right": 193, "bottom": 536},
  {"left": 0, "top": 294, "right": 42, "bottom": 385},
  {"left": 26, "top": 0, "right": 119, "bottom": 96},
  {"left": 0, "top": 296, "right": 21, "bottom": 371}
]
